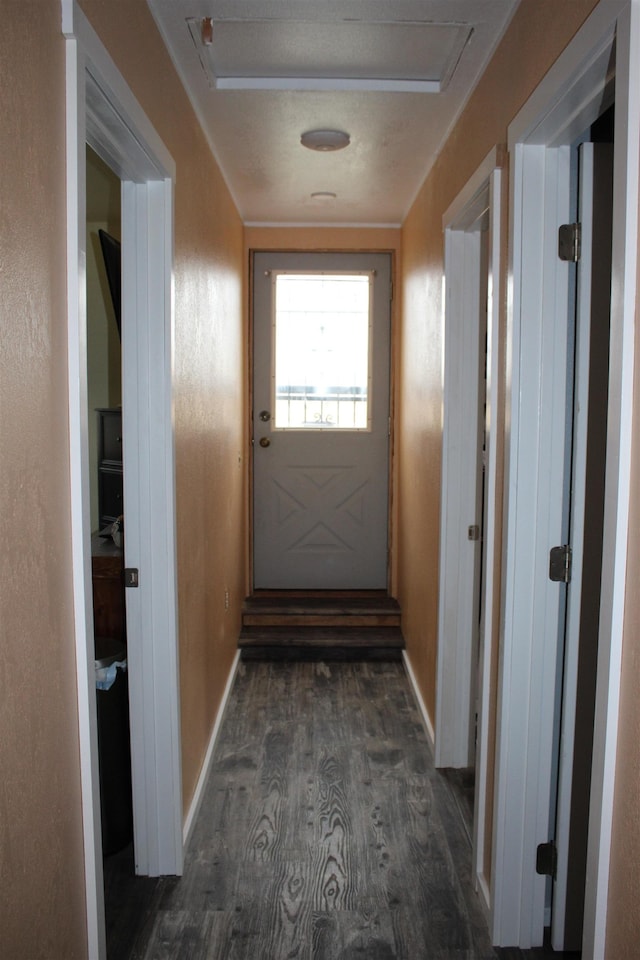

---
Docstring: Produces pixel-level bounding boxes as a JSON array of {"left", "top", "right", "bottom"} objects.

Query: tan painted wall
[
  {"left": 244, "top": 227, "right": 402, "bottom": 594},
  {"left": 0, "top": 3, "right": 87, "bottom": 957},
  {"left": 78, "top": 0, "right": 246, "bottom": 814}
]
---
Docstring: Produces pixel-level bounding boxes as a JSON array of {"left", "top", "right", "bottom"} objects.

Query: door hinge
[
  {"left": 468, "top": 524, "right": 480, "bottom": 541},
  {"left": 558, "top": 222, "right": 581, "bottom": 262},
  {"left": 549, "top": 544, "right": 572, "bottom": 583},
  {"left": 124, "top": 567, "right": 139, "bottom": 588},
  {"left": 536, "top": 841, "right": 557, "bottom": 879}
]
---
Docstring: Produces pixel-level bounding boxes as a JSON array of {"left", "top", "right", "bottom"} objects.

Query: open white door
[
  {"left": 494, "top": 3, "right": 639, "bottom": 952},
  {"left": 552, "top": 140, "right": 613, "bottom": 951}
]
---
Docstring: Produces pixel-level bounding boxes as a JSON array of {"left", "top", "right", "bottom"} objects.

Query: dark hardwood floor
[{"left": 105, "top": 661, "right": 578, "bottom": 959}]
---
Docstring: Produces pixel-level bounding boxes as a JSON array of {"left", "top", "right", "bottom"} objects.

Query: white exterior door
[{"left": 252, "top": 251, "right": 392, "bottom": 590}]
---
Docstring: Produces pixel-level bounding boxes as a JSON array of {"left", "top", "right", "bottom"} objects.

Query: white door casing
[
  {"left": 63, "top": 3, "right": 182, "bottom": 957},
  {"left": 252, "top": 251, "right": 392, "bottom": 590},
  {"left": 437, "top": 153, "right": 504, "bottom": 757},
  {"left": 493, "top": 2, "right": 639, "bottom": 953},
  {"left": 437, "top": 147, "right": 506, "bottom": 915},
  {"left": 437, "top": 224, "right": 484, "bottom": 769}
]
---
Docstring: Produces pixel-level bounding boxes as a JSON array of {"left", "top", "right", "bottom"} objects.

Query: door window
[{"left": 272, "top": 271, "right": 372, "bottom": 430}]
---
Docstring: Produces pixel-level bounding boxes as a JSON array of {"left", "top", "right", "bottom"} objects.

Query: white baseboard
[
  {"left": 477, "top": 871, "right": 491, "bottom": 921},
  {"left": 182, "top": 650, "right": 241, "bottom": 847},
  {"left": 402, "top": 650, "right": 435, "bottom": 748}
]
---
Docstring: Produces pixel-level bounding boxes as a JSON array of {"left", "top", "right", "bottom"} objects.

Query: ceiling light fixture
[
  {"left": 300, "top": 129, "right": 350, "bottom": 152},
  {"left": 311, "top": 191, "right": 337, "bottom": 201}
]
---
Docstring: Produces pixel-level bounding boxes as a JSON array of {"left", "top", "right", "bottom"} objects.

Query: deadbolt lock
[{"left": 259, "top": 410, "right": 271, "bottom": 422}]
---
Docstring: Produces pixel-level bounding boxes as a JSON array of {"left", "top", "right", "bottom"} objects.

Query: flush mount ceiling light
[
  {"left": 300, "top": 129, "right": 350, "bottom": 152},
  {"left": 311, "top": 191, "right": 337, "bottom": 201}
]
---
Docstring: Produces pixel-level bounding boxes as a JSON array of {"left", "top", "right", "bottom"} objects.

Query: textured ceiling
[{"left": 147, "top": 0, "right": 520, "bottom": 225}]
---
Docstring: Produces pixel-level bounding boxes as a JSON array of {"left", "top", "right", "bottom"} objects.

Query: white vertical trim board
[
  {"left": 437, "top": 146, "right": 506, "bottom": 920},
  {"left": 436, "top": 224, "right": 484, "bottom": 769},
  {"left": 122, "top": 176, "right": 182, "bottom": 877},
  {"left": 437, "top": 148, "right": 497, "bottom": 770},
  {"left": 63, "top": 3, "right": 181, "bottom": 956},
  {"left": 473, "top": 163, "right": 505, "bottom": 906},
  {"left": 494, "top": 1, "right": 639, "bottom": 953},
  {"left": 64, "top": 19, "right": 106, "bottom": 959}
]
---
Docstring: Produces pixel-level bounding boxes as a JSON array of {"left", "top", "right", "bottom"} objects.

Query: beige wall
[
  {"left": 0, "top": 3, "right": 87, "bottom": 957},
  {"left": 77, "top": 0, "right": 246, "bottom": 814}
]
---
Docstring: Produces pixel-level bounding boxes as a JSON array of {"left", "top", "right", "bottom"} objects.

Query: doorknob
[
  {"left": 259, "top": 437, "right": 271, "bottom": 448},
  {"left": 259, "top": 410, "right": 271, "bottom": 422}
]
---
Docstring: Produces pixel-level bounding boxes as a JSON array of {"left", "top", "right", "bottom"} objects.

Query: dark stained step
[
  {"left": 238, "top": 624, "right": 404, "bottom": 661},
  {"left": 239, "top": 592, "right": 404, "bottom": 660},
  {"left": 242, "top": 594, "right": 401, "bottom": 625},
  {"left": 240, "top": 645, "right": 403, "bottom": 662}
]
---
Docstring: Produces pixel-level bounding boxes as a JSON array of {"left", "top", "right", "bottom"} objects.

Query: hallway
[{"left": 105, "top": 661, "right": 569, "bottom": 959}]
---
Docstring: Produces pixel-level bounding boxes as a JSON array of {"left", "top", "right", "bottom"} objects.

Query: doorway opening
[
  {"left": 436, "top": 148, "right": 506, "bottom": 916},
  {"left": 64, "top": 5, "right": 182, "bottom": 956},
  {"left": 549, "top": 107, "right": 614, "bottom": 954},
  {"left": 251, "top": 251, "right": 393, "bottom": 592},
  {"left": 493, "top": 3, "right": 639, "bottom": 953}
]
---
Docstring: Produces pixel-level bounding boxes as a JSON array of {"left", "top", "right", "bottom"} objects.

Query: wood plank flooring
[{"left": 105, "top": 661, "right": 577, "bottom": 959}]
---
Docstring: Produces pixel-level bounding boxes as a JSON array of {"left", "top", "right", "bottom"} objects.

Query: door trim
[
  {"left": 494, "top": 1, "right": 639, "bottom": 952},
  {"left": 437, "top": 146, "right": 505, "bottom": 772},
  {"left": 63, "top": 4, "right": 181, "bottom": 957},
  {"left": 437, "top": 147, "right": 506, "bottom": 918}
]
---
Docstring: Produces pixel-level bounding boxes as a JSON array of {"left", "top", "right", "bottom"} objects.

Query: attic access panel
[{"left": 187, "top": 18, "right": 473, "bottom": 92}]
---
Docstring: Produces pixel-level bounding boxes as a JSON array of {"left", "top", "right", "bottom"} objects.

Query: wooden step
[
  {"left": 239, "top": 626, "right": 404, "bottom": 661},
  {"left": 243, "top": 613, "right": 400, "bottom": 627},
  {"left": 242, "top": 594, "right": 400, "bottom": 623},
  {"left": 239, "top": 592, "right": 404, "bottom": 661}
]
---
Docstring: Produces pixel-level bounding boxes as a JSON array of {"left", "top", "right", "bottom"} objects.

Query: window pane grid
[{"left": 272, "top": 272, "right": 372, "bottom": 431}]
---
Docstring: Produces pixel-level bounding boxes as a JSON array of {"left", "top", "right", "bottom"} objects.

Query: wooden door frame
[
  {"left": 493, "top": 1, "right": 639, "bottom": 952},
  {"left": 63, "top": 4, "right": 181, "bottom": 957}
]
